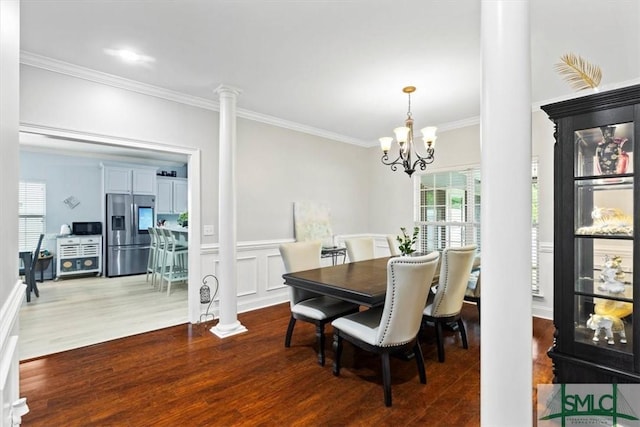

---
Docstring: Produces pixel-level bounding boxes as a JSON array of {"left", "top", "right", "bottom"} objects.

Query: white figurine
[
  {"left": 586, "top": 314, "right": 627, "bottom": 345},
  {"left": 598, "top": 255, "right": 626, "bottom": 294}
]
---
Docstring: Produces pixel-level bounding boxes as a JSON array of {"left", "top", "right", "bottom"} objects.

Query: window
[
  {"left": 531, "top": 162, "right": 540, "bottom": 294},
  {"left": 416, "top": 162, "right": 539, "bottom": 293},
  {"left": 417, "top": 167, "right": 481, "bottom": 253},
  {"left": 19, "top": 181, "right": 46, "bottom": 252}
]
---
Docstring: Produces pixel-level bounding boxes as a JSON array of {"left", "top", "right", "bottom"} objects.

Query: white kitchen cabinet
[
  {"left": 103, "top": 166, "right": 156, "bottom": 195},
  {"left": 56, "top": 235, "right": 102, "bottom": 278},
  {"left": 132, "top": 169, "right": 156, "bottom": 194},
  {"left": 104, "top": 167, "right": 131, "bottom": 194},
  {"left": 156, "top": 177, "right": 188, "bottom": 214}
]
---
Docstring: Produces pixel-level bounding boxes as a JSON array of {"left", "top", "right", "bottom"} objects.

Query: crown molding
[
  {"left": 531, "top": 77, "right": 640, "bottom": 111},
  {"left": 20, "top": 51, "right": 219, "bottom": 111},
  {"left": 19, "top": 51, "right": 371, "bottom": 147},
  {"left": 237, "top": 108, "right": 371, "bottom": 147}
]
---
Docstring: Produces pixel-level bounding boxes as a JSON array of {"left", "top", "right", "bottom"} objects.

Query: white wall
[
  {"left": 20, "top": 151, "right": 103, "bottom": 250},
  {"left": 236, "top": 118, "right": 372, "bottom": 241},
  {"left": 20, "top": 65, "right": 220, "bottom": 242},
  {"left": 20, "top": 65, "right": 373, "bottom": 245},
  {"left": 1, "top": 2, "right": 25, "bottom": 426}
]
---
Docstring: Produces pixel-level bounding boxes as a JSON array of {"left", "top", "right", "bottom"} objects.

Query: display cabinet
[{"left": 542, "top": 84, "right": 640, "bottom": 383}]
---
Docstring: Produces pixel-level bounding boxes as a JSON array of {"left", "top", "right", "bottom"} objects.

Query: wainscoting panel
[
  {"left": 266, "top": 252, "right": 287, "bottom": 292},
  {"left": 1, "top": 282, "right": 27, "bottom": 427},
  {"left": 237, "top": 256, "right": 259, "bottom": 297}
]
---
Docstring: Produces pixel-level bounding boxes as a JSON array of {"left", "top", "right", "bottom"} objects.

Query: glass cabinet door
[
  {"left": 573, "top": 122, "right": 635, "bottom": 356},
  {"left": 575, "top": 122, "right": 634, "bottom": 178}
]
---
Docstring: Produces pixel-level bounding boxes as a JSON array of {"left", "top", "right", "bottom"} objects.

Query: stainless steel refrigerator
[{"left": 106, "top": 193, "right": 155, "bottom": 277}]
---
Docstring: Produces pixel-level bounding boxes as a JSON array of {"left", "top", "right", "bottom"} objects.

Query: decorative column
[
  {"left": 481, "top": 1, "right": 532, "bottom": 425},
  {"left": 210, "top": 84, "right": 247, "bottom": 338}
]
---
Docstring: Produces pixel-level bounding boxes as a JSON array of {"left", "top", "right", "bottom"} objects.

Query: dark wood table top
[{"left": 282, "top": 257, "right": 391, "bottom": 307}]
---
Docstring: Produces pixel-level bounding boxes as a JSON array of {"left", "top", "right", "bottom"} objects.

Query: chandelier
[{"left": 379, "top": 86, "right": 437, "bottom": 177}]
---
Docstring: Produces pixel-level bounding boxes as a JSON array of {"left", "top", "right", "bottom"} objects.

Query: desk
[{"left": 283, "top": 257, "right": 390, "bottom": 307}]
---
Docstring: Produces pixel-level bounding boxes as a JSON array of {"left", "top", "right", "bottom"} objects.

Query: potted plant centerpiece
[
  {"left": 397, "top": 226, "right": 419, "bottom": 256},
  {"left": 177, "top": 211, "right": 188, "bottom": 228}
]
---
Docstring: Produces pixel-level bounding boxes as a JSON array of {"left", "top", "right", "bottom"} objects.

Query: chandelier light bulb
[
  {"left": 393, "top": 126, "right": 410, "bottom": 144},
  {"left": 379, "top": 137, "right": 393, "bottom": 152},
  {"left": 421, "top": 126, "right": 437, "bottom": 141}
]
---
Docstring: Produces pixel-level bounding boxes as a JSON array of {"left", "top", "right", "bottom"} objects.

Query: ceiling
[{"left": 18, "top": 0, "right": 640, "bottom": 159}]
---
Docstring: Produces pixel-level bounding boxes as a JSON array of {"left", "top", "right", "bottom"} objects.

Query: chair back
[
  {"left": 345, "top": 237, "right": 375, "bottom": 262},
  {"left": 148, "top": 227, "right": 158, "bottom": 245},
  {"left": 27, "top": 234, "right": 45, "bottom": 282},
  {"left": 465, "top": 271, "right": 481, "bottom": 299},
  {"left": 431, "top": 245, "right": 477, "bottom": 317},
  {"left": 375, "top": 252, "right": 440, "bottom": 346},
  {"left": 386, "top": 235, "right": 400, "bottom": 256},
  {"left": 279, "top": 241, "right": 322, "bottom": 306}
]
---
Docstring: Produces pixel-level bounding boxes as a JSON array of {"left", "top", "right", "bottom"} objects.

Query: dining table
[
  {"left": 282, "top": 253, "right": 479, "bottom": 307},
  {"left": 282, "top": 256, "right": 391, "bottom": 307}
]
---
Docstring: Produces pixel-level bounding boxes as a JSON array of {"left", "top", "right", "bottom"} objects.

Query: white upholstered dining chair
[
  {"left": 331, "top": 252, "right": 440, "bottom": 407},
  {"left": 386, "top": 235, "right": 400, "bottom": 256},
  {"left": 344, "top": 237, "right": 375, "bottom": 262},
  {"left": 422, "top": 244, "right": 477, "bottom": 362},
  {"left": 280, "top": 241, "right": 360, "bottom": 366}
]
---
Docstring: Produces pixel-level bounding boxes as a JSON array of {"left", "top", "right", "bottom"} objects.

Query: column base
[{"left": 210, "top": 320, "right": 248, "bottom": 338}]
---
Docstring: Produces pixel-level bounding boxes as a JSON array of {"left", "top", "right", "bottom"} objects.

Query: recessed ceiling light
[{"left": 104, "top": 48, "right": 155, "bottom": 65}]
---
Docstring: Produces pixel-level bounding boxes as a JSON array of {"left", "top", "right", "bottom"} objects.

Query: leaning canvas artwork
[{"left": 293, "top": 201, "right": 333, "bottom": 246}]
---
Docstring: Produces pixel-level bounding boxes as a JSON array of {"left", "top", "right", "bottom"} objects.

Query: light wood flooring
[{"left": 19, "top": 274, "right": 188, "bottom": 360}]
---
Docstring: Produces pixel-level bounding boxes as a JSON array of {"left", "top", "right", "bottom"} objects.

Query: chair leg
[
  {"left": 413, "top": 340, "right": 427, "bottom": 384},
  {"left": 381, "top": 352, "right": 392, "bottom": 407},
  {"left": 458, "top": 318, "right": 468, "bottom": 349},
  {"left": 316, "top": 323, "right": 325, "bottom": 366},
  {"left": 284, "top": 316, "right": 296, "bottom": 347},
  {"left": 332, "top": 333, "right": 343, "bottom": 376},
  {"left": 435, "top": 321, "right": 445, "bottom": 363}
]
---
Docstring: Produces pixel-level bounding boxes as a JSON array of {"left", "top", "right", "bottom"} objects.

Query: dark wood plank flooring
[{"left": 19, "top": 303, "right": 554, "bottom": 426}]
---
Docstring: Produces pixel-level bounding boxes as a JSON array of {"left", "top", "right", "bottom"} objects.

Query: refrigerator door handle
[{"left": 114, "top": 245, "right": 151, "bottom": 251}]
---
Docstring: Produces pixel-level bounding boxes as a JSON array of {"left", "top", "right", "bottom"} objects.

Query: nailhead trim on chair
[
  {"left": 432, "top": 249, "right": 450, "bottom": 316},
  {"left": 378, "top": 257, "right": 420, "bottom": 347},
  {"left": 378, "top": 263, "right": 396, "bottom": 345}
]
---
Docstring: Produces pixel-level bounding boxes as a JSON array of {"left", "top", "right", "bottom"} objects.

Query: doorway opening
[{"left": 18, "top": 126, "right": 202, "bottom": 359}]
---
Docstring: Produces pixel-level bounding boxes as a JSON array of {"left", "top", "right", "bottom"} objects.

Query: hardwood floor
[
  {"left": 19, "top": 303, "right": 555, "bottom": 426},
  {"left": 19, "top": 274, "right": 188, "bottom": 360}
]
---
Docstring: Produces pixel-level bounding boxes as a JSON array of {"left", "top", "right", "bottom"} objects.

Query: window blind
[
  {"left": 417, "top": 168, "right": 481, "bottom": 254},
  {"left": 19, "top": 181, "right": 46, "bottom": 252},
  {"left": 416, "top": 162, "right": 539, "bottom": 294}
]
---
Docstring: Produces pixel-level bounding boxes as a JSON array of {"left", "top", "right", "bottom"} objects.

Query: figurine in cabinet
[
  {"left": 576, "top": 206, "right": 633, "bottom": 236},
  {"left": 598, "top": 255, "right": 626, "bottom": 294},
  {"left": 595, "top": 125, "right": 629, "bottom": 175},
  {"left": 587, "top": 313, "right": 627, "bottom": 345}
]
